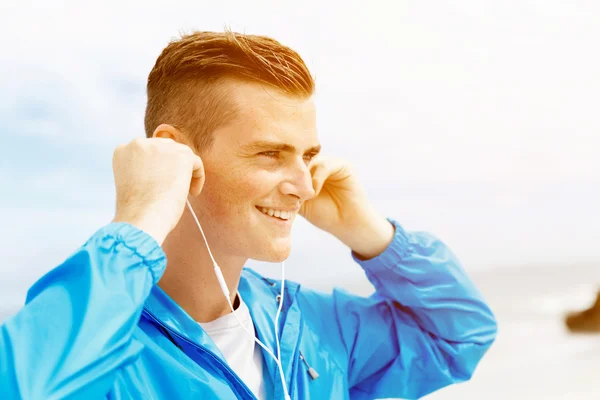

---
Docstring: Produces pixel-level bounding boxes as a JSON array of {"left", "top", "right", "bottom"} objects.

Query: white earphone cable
[{"left": 185, "top": 199, "right": 291, "bottom": 400}]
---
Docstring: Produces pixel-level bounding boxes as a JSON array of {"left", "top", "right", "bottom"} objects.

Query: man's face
[{"left": 192, "top": 81, "right": 320, "bottom": 262}]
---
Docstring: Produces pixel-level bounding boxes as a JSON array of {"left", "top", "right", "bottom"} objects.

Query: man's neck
[{"left": 157, "top": 210, "right": 247, "bottom": 323}]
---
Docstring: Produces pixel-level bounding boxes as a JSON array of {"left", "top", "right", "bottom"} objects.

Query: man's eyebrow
[{"left": 242, "top": 141, "right": 321, "bottom": 154}]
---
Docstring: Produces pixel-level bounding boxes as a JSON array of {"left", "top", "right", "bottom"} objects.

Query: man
[{"left": 0, "top": 30, "right": 497, "bottom": 399}]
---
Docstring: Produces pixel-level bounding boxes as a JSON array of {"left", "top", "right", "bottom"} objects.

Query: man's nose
[{"left": 279, "top": 162, "right": 315, "bottom": 201}]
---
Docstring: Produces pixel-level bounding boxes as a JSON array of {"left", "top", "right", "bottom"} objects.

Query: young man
[{"left": 0, "top": 31, "right": 497, "bottom": 399}]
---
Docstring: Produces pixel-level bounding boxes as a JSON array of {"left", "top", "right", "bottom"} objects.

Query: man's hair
[{"left": 144, "top": 30, "right": 315, "bottom": 151}]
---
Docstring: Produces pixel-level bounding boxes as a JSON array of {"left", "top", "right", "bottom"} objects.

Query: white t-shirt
[{"left": 198, "top": 297, "right": 266, "bottom": 399}]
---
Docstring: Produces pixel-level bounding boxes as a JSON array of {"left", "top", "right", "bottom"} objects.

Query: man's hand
[
  {"left": 299, "top": 156, "right": 394, "bottom": 260},
  {"left": 111, "top": 137, "right": 205, "bottom": 245}
]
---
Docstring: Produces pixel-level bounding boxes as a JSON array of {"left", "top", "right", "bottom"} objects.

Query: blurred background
[{"left": 1, "top": 1, "right": 599, "bottom": 398}]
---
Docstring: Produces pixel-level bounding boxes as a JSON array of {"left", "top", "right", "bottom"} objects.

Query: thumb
[{"left": 189, "top": 155, "right": 205, "bottom": 197}]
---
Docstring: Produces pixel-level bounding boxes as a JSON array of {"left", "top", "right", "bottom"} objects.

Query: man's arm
[
  {"left": 302, "top": 219, "right": 497, "bottom": 400},
  {"left": 0, "top": 137, "right": 206, "bottom": 399},
  {"left": 0, "top": 223, "right": 165, "bottom": 399}
]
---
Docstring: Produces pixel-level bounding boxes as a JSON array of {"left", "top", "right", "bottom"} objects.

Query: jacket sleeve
[
  {"left": 0, "top": 222, "right": 166, "bottom": 400},
  {"left": 330, "top": 219, "right": 497, "bottom": 399}
]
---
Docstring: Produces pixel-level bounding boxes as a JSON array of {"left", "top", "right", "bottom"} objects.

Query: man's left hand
[{"left": 299, "top": 156, "right": 395, "bottom": 260}]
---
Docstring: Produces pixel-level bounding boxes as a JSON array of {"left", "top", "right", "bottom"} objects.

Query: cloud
[
  {"left": 2, "top": 1, "right": 599, "bottom": 181},
  {"left": 1, "top": 0, "right": 600, "bottom": 309}
]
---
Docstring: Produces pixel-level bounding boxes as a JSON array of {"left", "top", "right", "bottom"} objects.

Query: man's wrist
[
  {"left": 112, "top": 213, "right": 169, "bottom": 246},
  {"left": 338, "top": 212, "right": 395, "bottom": 260}
]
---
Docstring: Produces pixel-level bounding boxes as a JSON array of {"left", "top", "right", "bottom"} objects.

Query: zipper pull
[{"left": 299, "top": 351, "right": 319, "bottom": 380}]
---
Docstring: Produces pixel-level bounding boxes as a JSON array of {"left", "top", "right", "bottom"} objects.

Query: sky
[{"left": 1, "top": 0, "right": 599, "bottom": 317}]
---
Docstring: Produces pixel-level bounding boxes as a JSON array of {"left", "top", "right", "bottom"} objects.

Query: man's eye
[
  {"left": 304, "top": 153, "right": 318, "bottom": 162},
  {"left": 259, "top": 151, "right": 280, "bottom": 158}
]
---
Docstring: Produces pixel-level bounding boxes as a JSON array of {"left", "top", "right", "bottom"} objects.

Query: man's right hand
[{"left": 111, "top": 137, "right": 205, "bottom": 245}]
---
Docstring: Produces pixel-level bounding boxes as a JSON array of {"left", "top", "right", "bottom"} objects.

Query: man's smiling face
[{"left": 193, "top": 80, "right": 321, "bottom": 262}]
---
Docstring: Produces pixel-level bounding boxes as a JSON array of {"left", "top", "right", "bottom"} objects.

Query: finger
[
  {"left": 326, "top": 163, "right": 351, "bottom": 181},
  {"left": 308, "top": 158, "right": 325, "bottom": 190},
  {"left": 309, "top": 157, "right": 325, "bottom": 173},
  {"left": 174, "top": 141, "right": 196, "bottom": 155},
  {"left": 189, "top": 155, "right": 205, "bottom": 196},
  {"left": 311, "top": 163, "right": 330, "bottom": 197},
  {"left": 190, "top": 154, "right": 204, "bottom": 176},
  {"left": 112, "top": 144, "right": 126, "bottom": 168},
  {"left": 189, "top": 178, "right": 204, "bottom": 197},
  {"left": 147, "top": 137, "right": 176, "bottom": 146}
]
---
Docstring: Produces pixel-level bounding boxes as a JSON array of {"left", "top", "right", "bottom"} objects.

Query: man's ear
[{"left": 152, "top": 124, "right": 186, "bottom": 143}]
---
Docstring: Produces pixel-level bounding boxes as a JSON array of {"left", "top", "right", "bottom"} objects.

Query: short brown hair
[{"left": 144, "top": 30, "right": 315, "bottom": 151}]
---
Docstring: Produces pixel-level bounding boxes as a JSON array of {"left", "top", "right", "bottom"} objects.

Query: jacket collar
[{"left": 142, "top": 267, "right": 303, "bottom": 373}]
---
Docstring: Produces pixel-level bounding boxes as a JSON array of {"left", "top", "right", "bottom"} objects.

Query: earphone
[{"left": 185, "top": 199, "right": 292, "bottom": 400}]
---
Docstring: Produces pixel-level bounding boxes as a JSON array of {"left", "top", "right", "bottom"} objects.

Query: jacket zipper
[
  {"left": 288, "top": 322, "right": 303, "bottom": 398},
  {"left": 298, "top": 350, "right": 319, "bottom": 380},
  {"left": 143, "top": 310, "right": 258, "bottom": 400}
]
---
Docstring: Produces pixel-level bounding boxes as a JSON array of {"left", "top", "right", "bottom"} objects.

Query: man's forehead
[
  {"left": 226, "top": 80, "right": 314, "bottom": 116},
  {"left": 212, "top": 79, "right": 318, "bottom": 149}
]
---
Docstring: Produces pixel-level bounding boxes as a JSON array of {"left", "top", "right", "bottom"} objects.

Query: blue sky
[{"left": 1, "top": 1, "right": 600, "bottom": 317}]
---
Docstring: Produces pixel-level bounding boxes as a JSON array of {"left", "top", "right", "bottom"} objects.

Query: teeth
[{"left": 258, "top": 207, "right": 294, "bottom": 221}]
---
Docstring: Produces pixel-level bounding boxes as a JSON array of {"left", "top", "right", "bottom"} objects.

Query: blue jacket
[{"left": 0, "top": 219, "right": 497, "bottom": 399}]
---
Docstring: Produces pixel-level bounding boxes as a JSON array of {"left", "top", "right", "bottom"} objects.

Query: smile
[{"left": 255, "top": 206, "right": 296, "bottom": 221}]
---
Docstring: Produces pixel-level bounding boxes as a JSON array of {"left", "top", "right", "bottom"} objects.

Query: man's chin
[
  {"left": 247, "top": 230, "right": 292, "bottom": 262},
  {"left": 251, "top": 245, "right": 291, "bottom": 263},
  {"left": 255, "top": 252, "right": 290, "bottom": 264}
]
